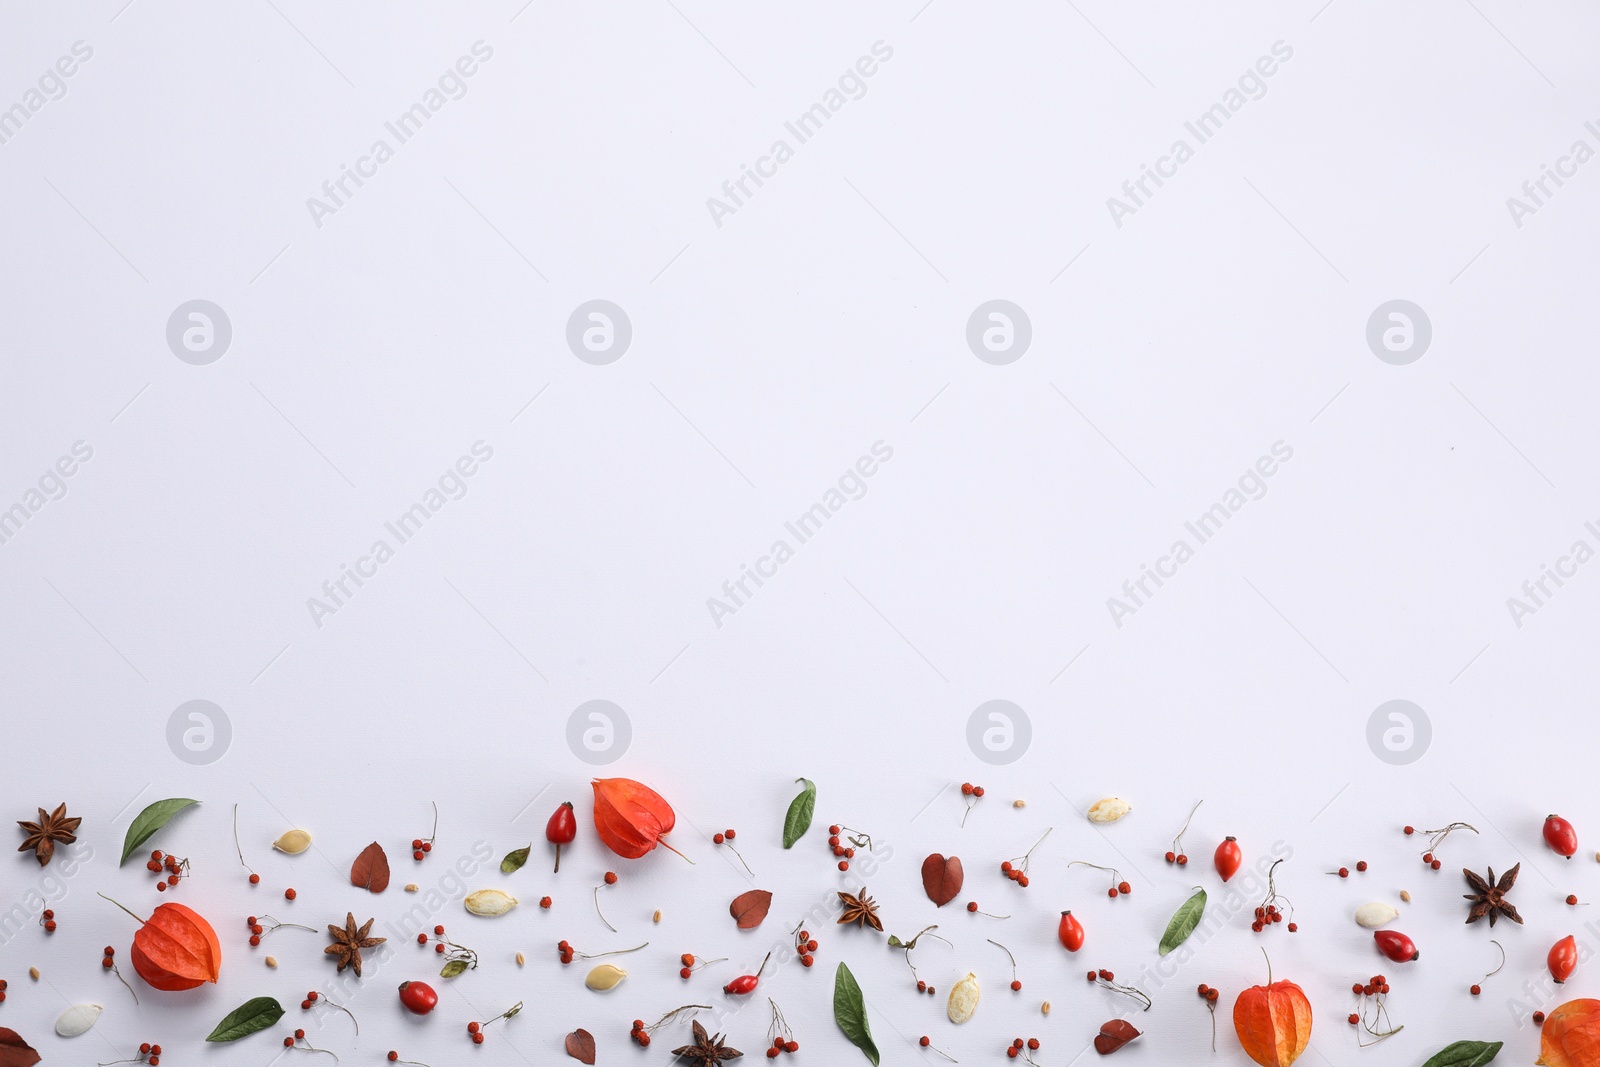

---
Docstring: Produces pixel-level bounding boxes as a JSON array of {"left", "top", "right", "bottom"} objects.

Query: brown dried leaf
[
  {"left": 1093, "top": 1019, "right": 1140, "bottom": 1055},
  {"left": 729, "top": 889, "right": 773, "bottom": 930},
  {"left": 0, "top": 1028, "right": 41, "bottom": 1067},
  {"left": 350, "top": 842, "right": 390, "bottom": 894},
  {"left": 921, "top": 853, "right": 964, "bottom": 907},
  {"left": 564, "top": 1027, "right": 596, "bottom": 1064}
]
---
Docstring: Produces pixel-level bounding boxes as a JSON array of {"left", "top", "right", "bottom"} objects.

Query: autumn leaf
[
  {"left": 921, "top": 853, "right": 964, "bottom": 907},
  {"left": 0, "top": 1028, "right": 40, "bottom": 1067},
  {"left": 730, "top": 889, "right": 773, "bottom": 929},
  {"left": 564, "top": 1028, "right": 596, "bottom": 1064},
  {"left": 350, "top": 842, "right": 390, "bottom": 893}
]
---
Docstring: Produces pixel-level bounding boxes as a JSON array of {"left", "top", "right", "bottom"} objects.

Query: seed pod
[
  {"left": 947, "top": 971, "right": 980, "bottom": 1024},
  {"left": 585, "top": 963, "right": 628, "bottom": 991},
  {"left": 653, "top": 910, "right": 662, "bottom": 923},
  {"left": 516, "top": 952, "right": 526, "bottom": 967},
  {"left": 266, "top": 956, "right": 278, "bottom": 968},
  {"left": 1399, "top": 889, "right": 1412, "bottom": 903},
  {"left": 29, "top": 967, "right": 39, "bottom": 981},
  {"left": 405, "top": 884, "right": 420, "bottom": 893},
  {"left": 55, "top": 1003, "right": 102, "bottom": 1037},
  {"left": 1041, "top": 1001, "right": 1051, "bottom": 1015},
  {"left": 1013, "top": 800, "right": 1027, "bottom": 809},
  {"left": 1087, "top": 798, "right": 1131, "bottom": 824},
  {"left": 273, "top": 829, "right": 313, "bottom": 854},
  {"left": 464, "top": 889, "right": 518, "bottom": 917},
  {"left": 1354, "top": 902, "right": 1400, "bottom": 928}
]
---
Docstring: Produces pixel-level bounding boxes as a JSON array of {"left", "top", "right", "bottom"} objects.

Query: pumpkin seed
[
  {"left": 1087, "top": 798, "right": 1131, "bottom": 824},
  {"left": 947, "top": 972, "right": 980, "bottom": 1023},
  {"left": 464, "top": 889, "right": 518, "bottom": 917},
  {"left": 585, "top": 963, "right": 627, "bottom": 991},
  {"left": 55, "top": 1003, "right": 102, "bottom": 1037},
  {"left": 272, "top": 829, "right": 313, "bottom": 854}
]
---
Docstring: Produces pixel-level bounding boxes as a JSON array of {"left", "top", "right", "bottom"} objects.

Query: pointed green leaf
[
  {"left": 500, "top": 844, "right": 531, "bottom": 874},
  {"left": 120, "top": 798, "right": 199, "bottom": 866},
  {"left": 1158, "top": 887, "right": 1206, "bottom": 956},
  {"left": 834, "top": 962, "right": 879, "bottom": 1066},
  {"left": 440, "top": 958, "right": 470, "bottom": 979},
  {"left": 783, "top": 778, "right": 816, "bottom": 849},
  {"left": 1419, "top": 1040, "right": 1503, "bottom": 1067},
  {"left": 206, "top": 997, "right": 284, "bottom": 1042}
]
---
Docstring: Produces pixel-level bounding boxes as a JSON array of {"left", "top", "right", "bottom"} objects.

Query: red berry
[
  {"left": 249, "top": 873, "right": 261, "bottom": 884},
  {"left": 413, "top": 839, "right": 424, "bottom": 850},
  {"left": 972, "top": 787, "right": 985, "bottom": 797},
  {"left": 284, "top": 888, "right": 297, "bottom": 900},
  {"left": 417, "top": 933, "right": 428, "bottom": 944},
  {"left": 421, "top": 842, "right": 431, "bottom": 853},
  {"left": 1404, "top": 826, "right": 1415, "bottom": 835},
  {"left": 1471, "top": 984, "right": 1482, "bottom": 995},
  {"left": 413, "top": 850, "right": 424, "bottom": 861},
  {"left": 967, "top": 902, "right": 978, "bottom": 912},
  {"left": 604, "top": 872, "right": 618, "bottom": 885},
  {"left": 1010, "top": 980, "right": 1021, "bottom": 991},
  {"left": 1177, "top": 854, "right": 1188, "bottom": 865},
  {"left": 1356, "top": 861, "right": 1368, "bottom": 872},
  {"left": 540, "top": 896, "right": 552, "bottom": 908}
]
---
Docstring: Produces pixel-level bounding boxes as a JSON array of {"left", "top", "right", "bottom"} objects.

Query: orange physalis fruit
[
  {"left": 1539, "top": 999, "right": 1600, "bottom": 1067},
  {"left": 130, "top": 902, "right": 221, "bottom": 990},
  {"left": 1233, "top": 972, "right": 1312, "bottom": 1067},
  {"left": 591, "top": 778, "right": 679, "bottom": 860}
]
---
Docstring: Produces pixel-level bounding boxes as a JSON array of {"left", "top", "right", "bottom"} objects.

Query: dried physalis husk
[
  {"left": 584, "top": 964, "right": 627, "bottom": 991},
  {"left": 55, "top": 1003, "right": 102, "bottom": 1037},
  {"left": 1354, "top": 902, "right": 1400, "bottom": 928},
  {"left": 273, "top": 829, "right": 313, "bottom": 854},
  {"left": 464, "top": 889, "right": 518, "bottom": 917},
  {"left": 947, "top": 972, "right": 980, "bottom": 1024},
  {"left": 1087, "top": 798, "right": 1131, "bottom": 824}
]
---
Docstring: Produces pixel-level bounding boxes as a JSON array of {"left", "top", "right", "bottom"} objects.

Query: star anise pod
[
  {"left": 672, "top": 1019, "right": 741, "bottom": 1065},
  {"left": 1464, "top": 863, "right": 1523, "bottom": 926},
  {"left": 325, "top": 912, "right": 386, "bottom": 976},
  {"left": 837, "top": 887, "right": 883, "bottom": 931},
  {"left": 17, "top": 803, "right": 81, "bottom": 867}
]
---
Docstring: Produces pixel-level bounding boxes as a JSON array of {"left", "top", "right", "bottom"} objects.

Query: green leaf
[
  {"left": 120, "top": 798, "right": 199, "bottom": 866},
  {"left": 440, "top": 958, "right": 470, "bottom": 979},
  {"left": 205, "top": 997, "right": 284, "bottom": 1042},
  {"left": 886, "top": 934, "right": 904, "bottom": 948},
  {"left": 500, "top": 844, "right": 531, "bottom": 874},
  {"left": 833, "top": 962, "right": 879, "bottom": 1066},
  {"left": 1419, "top": 1040, "right": 1503, "bottom": 1067},
  {"left": 783, "top": 778, "right": 816, "bottom": 849},
  {"left": 1158, "top": 887, "right": 1206, "bottom": 956}
]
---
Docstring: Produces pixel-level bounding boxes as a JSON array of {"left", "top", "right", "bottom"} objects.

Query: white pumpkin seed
[
  {"left": 585, "top": 963, "right": 627, "bottom": 991},
  {"left": 1354, "top": 902, "right": 1400, "bottom": 928},
  {"left": 55, "top": 1003, "right": 101, "bottom": 1037},
  {"left": 948, "top": 971, "right": 980, "bottom": 1023},
  {"left": 273, "top": 829, "right": 313, "bottom": 854},
  {"left": 464, "top": 889, "right": 518, "bottom": 917},
  {"left": 1086, "top": 798, "right": 1131, "bottom": 824}
]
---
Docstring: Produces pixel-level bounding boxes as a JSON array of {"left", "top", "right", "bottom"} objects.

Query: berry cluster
[
  {"left": 1404, "top": 821, "right": 1476, "bottom": 870},
  {"left": 712, "top": 828, "right": 753, "bottom": 874},
  {"left": 826, "top": 824, "right": 865, "bottom": 873},
  {"left": 246, "top": 913, "right": 314, "bottom": 948},
  {"left": 793, "top": 925, "right": 818, "bottom": 968},
  {"left": 1347, "top": 973, "right": 1401, "bottom": 1046},
  {"left": 1328, "top": 861, "right": 1369, "bottom": 878},
  {"left": 39, "top": 908, "right": 56, "bottom": 933},
  {"left": 1005, "top": 1037, "right": 1043, "bottom": 1063},
  {"left": 0, "top": 978, "right": 8, "bottom": 1004},
  {"left": 412, "top": 801, "right": 439, "bottom": 862},
  {"left": 102, "top": 1041, "right": 163, "bottom": 1066},
  {"left": 1197, "top": 983, "right": 1221, "bottom": 1051},
  {"left": 629, "top": 1019, "right": 654, "bottom": 1047},
  {"left": 1166, "top": 800, "right": 1201, "bottom": 865},
  {"left": 678, "top": 952, "right": 726, "bottom": 979},
  {"left": 300, "top": 989, "right": 359, "bottom": 1031},
  {"left": 465, "top": 1002, "right": 522, "bottom": 1045},
  {"left": 418, "top": 925, "right": 478, "bottom": 974},
  {"left": 1085, "top": 968, "right": 1153, "bottom": 1010},
  {"left": 145, "top": 850, "right": 188, "bottom": 892},
  {"left": 100, "top": 945, "right": 137, "bottom": 1002},
  {"left": 765, "top": 999, "right": 800, "bottom": 1058},
  {"left": 281, "top": 1029, "right": 335, "bottom": 1057},
  {"left": 960, "top": 782, "right": 985, "bottom": 826},
  {"left": 1252, "top": 859, "right": 1297, "bottom": 933},
  {"left": 1069, "top": 859, "right": 1130, "bottom": 898},
  {"left": 1004, "top": 829, "right": 1052, "bottom": 888}
]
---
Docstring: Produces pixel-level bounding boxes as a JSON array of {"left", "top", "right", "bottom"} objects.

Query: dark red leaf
[
  {"left": 350, "top": 841, "right": 391, "bottom": 893},
  {"left": 565, "top": 1027, "right": 596, "bottom": 1064},
  {"left": 921, "top": 853, "right": 964, "bottom": 907},
  {"left": 1094, "top": 1019, "right": 1140, "bottom": 1055},
  {"left": 0, "top": 1028, "right": 41, "bottom": 1067},
  {"left": 729, "top": 889, "right": 773, "bottom": 929}
]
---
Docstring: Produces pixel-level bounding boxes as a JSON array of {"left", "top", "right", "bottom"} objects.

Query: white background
[{"left": 2, "top": 0, "right": 1600, "bottom": 1064}]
